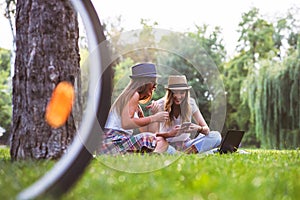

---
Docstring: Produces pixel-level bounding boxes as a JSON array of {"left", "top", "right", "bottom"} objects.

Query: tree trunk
[{"left": 10, "top": 0, "right": 80, "bottom": 160}]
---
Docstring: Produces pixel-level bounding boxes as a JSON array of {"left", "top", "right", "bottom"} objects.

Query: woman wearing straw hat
[
  {"left": 101, "top": 63, "right": 170, "bottom": 154},
  {"left": 149, "top": 75, "right": 221, "bottom": 153}
]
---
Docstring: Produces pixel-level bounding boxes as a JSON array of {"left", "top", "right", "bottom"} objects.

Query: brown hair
[
  {"left": 164, "top": 89, "right": 191, "bottom": 127},
  {"left": 112, "top": 77, "right": 156, "bottom": 116}
]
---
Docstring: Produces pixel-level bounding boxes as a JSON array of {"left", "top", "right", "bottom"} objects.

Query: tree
[
  {"left": 223, "top": 7, "right": 279, "bottom": 147},
  {"left": 10, "top": 0, "right": 80, "bottom": 160},
  {"left": 237, "top": 7, "right": 277, "bottom": 63},
  {"left": 117, "top": 18, "right": 159, "bottom": 64},
  {"left": 223, "top": 53, "right": 256, "bottom": 146},
  {"left": 244, "top": 45, "right": 300, "bottom": 149},
  {"left": 158, "top": 25, "right": 226, "bottom": 125},
  {"left": 106, "top": 20, "right": 227, "bottom": 126},
  {"left": 227, "top": 7, "right": 300, "bottom": 148}
]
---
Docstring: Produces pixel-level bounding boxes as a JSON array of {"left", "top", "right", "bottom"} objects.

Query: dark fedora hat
[{"left": 129, "top": 63, "right": 160, "bottom": 78}]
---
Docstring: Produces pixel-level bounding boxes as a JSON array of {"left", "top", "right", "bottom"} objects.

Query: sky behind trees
[
  {"left": 1, "top": 0, "right": 300, "bottom": 56},
  {"left": 92, "top": 0, "right": 300, "bottom": 56}
]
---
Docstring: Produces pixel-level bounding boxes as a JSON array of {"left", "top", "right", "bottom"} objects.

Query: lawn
[{"left": 1, "top": 147, "right": 299, "bottom": 200}]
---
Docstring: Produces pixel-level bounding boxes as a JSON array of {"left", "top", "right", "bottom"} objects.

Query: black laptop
[{"left": 217, "top": 130, "right": 245, "bottom": 154}]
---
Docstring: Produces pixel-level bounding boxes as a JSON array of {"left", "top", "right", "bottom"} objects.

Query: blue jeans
[{"left": 185, "top": 131, "right": 222, "bottom": 153}]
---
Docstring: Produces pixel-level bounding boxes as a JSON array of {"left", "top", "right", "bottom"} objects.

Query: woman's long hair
[
  {"left": 111, "top": 77, "right": 156, "bottom": 116},
  {"left": 164, "top": 89, "right": 191, "bottom": 127}
]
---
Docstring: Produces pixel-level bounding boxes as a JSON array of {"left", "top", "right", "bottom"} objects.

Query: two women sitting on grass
[{"left": 101, "top": 63, "right": 221, "bottom": 154}]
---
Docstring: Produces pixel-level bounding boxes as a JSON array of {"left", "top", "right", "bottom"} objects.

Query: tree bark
[{"left": 10, "top": 0, "right": 80, "bottom": 160}]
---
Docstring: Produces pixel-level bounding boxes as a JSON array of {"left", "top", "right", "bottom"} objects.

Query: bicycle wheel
[{"left": 17, "top": 0, "right": 111, "bottom": 199}]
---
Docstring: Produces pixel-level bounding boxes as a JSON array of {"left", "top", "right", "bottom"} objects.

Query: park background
[
  {"left": 0, "top": 0, "right": 299, "bottom": 199},
  {"left": 1, "top": 0, "right": 299, "bottom": 149}
]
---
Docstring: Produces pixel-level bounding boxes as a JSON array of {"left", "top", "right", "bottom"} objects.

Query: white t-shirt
[
  {"left": 105, "top": 107, "right": 139, "bottom": 135},
  {"left": 156, "top": 97, "right": 199, "bottom": 133}
]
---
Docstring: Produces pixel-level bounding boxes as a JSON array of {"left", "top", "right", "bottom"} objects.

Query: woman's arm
[
  {"left": 191, "top": 110, "right": 210, "bottom": 135},
  {"left": 121, "top": 92, "right": 168, "bottom": 130},
  {"left": 140, "top": 99, "right": 163, "bottom": 133},
  {"left": 121, "top": 92, "right": 151, "bottom": 129}
]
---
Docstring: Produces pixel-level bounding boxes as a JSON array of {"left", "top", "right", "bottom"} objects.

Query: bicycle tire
[{"left": 17, "top": 0, "right": 111, "bottom": 199}]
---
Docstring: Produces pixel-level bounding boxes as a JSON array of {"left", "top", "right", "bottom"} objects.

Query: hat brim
[
  {"left": 130, "top": 74, "right": 161, "bottom": 78},
  {"left": 165, "top": 86, "right": 191, "bottom": 90}
]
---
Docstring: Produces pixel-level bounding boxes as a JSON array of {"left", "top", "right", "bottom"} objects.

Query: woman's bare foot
[{"left": 153, "top": 136, "right": 169, "bottom": 153}]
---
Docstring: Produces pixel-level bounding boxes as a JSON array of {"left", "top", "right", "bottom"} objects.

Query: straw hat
[
  {"left": 129, "top": 63, "right": 160, "bottom": 79},
  {"left": 165, "top": 75, "right": 191, "bottom": 90}
]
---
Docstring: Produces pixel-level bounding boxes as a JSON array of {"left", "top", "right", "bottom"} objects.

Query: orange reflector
[{"left": 45, "top": 81, "right": 75, "bottom": 128}]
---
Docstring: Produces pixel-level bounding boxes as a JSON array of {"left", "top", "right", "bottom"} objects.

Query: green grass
[
  {"left": 0, "top": 147, "right": 56, "bottom": 200},
  {"left": 1, "top": 147, "right": 299, "bottom": 200}
]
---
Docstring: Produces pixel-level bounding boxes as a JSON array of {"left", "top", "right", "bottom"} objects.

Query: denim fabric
[
  {"left": 185, "top": 131, "right": 222, "bottom": 153},
  {"left": 166, "top": 145, "right": 177, "bottom": 154}
]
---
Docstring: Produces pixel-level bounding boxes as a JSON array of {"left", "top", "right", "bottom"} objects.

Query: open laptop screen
[{"left": 219, "top": 130, "right": 245, "bottom": 153}]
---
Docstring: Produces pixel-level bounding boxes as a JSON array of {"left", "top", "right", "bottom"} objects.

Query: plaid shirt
[{"left": 100, "top": 129, "right": 157, "bottom": 154}]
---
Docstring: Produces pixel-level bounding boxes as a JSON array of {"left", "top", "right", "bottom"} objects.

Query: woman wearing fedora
[
  {"left": 149, "top": 75, "right": 222, "bottom": 154},
  {"left": 101, "top": 63, "right": 170, "bottom": 154}
]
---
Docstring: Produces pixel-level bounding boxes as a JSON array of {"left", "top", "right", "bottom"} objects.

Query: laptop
[{"left": 217, "top": 130, "right": 245, "bottom": 154}]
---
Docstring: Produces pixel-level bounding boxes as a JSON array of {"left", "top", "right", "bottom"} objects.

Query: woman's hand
[
  {"left": 188, "top": 123, "right": 199, "bottom": 133},
  {"left": 145, "top": 100, "right": 160, "bottom": 114},
  {"left": 170, "top": 125, "right": 181, "bottom": 137},
  {"left": 188, "top": 123, "right": 210, "bottom": 135},
  {"left": 156, "top": 125, "right": 180, "bottom": 138},
  {"left": 150, "top": 111, "right": 169, "bottom": 122}
]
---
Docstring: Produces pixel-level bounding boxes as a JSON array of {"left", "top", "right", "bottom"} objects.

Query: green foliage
[
  {"left": 111, "top": 57, "right": 134, "bottom": 102},
  {"left": 0, "top": 48, "right": 12, "bottom": 142},
  {"left": 78, "top": 47, "right": 89, "bottom": 110},
  {"left": 244, "top": 50, "right": 300, "bottom": 149},
  {"left": 103, "top": 6, "right": 300, "bottom": 149},
  {"left": 189, "top": 24, "right": 227, "bottom": 67},
  {"left": 0, "top": 48, "right": 11, "bottom": 72},
  {"left": 223, "top": 7, "right": 300, "bottom": 148},
  {"left": 108, "top": 22, "right": 226, "bottom": 123},
  {"left": 222, "top": 50, "right": 257, "bottom": 146},
  {"left": 273, "top": 7, "right": 300, "bottom": 56},
  {"left": 116, "top": 19, "right": 159, "bottom": 65},
  {"left": 237, "top": 7, "right": 278, "bottom": 62},
  {"left": 157, "top": 26, "right": 226, "bottom": 121}
]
